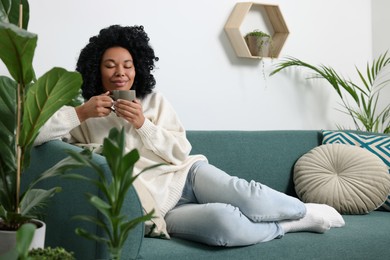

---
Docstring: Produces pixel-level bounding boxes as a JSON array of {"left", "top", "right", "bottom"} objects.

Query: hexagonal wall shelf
[{"left": 224, "top": 2, "right": 289, "bottom": 59}]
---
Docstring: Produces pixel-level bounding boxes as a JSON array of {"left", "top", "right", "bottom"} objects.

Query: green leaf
[
  {"left": 25, "top": 150, "right": 93, "bottom": 192},
  {"left": 120, "top": 210, "right": 154, "bottom": 236},
  {"left": 0, "top": 0, "right": 29, "bottom": 29},
  {"left": 20, "top": 188, "right": 61, "bottom": 216},
  {"left": 62, "top": 149, "right": 109, "bottom": 192},
  {"left": 75, "top": 228, "right": 109, "bottom": 244},
  {"left": 16, "top": 223, "right": 35, "bottom": 258},
  {"left": 20, "top": 68, "right": 82, "bottom": 168},
  {"left": 89, "top": 196, "right": 111, "bottom": 219},
  {"left": 0, "top": 76, "right": 16, "bottom": 132},
  {"left": 20, "top": 67, "right": 82, "bottom": 146},
  {"left": 73, "top": 215, "right": 107, "bottom": 229},
  {"left": 0, "top": 76, "right": 17, "bottom": 185},
  {"left": 0, "top": 0, "right": 11, "bottom": 24},
  {"left": 0, "top": 21, "right": 36, "bottom": 83}
]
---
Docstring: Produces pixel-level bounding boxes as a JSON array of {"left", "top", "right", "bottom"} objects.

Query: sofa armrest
[{"left": 23, "top": 140, "right": 144, "bottom": 260}]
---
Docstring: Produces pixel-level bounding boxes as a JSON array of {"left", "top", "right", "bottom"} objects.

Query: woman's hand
[
  {"left": 75, "top": 91, "right": 113, "bottom": 122},
  {"left": 114, "top": 99, "right": 145, "bottom": 129}
]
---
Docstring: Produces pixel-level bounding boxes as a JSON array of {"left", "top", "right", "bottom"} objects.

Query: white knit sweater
[{"left": 35, "top": 91, "right": 206, "bottom": 217}]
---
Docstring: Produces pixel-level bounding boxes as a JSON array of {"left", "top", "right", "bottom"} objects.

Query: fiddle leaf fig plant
[
  {"left": 270, "top": 52, "right": 390, "bottom": 133},
  {"left": 0, "top": 1, "right": 82, "bottom": 232}
]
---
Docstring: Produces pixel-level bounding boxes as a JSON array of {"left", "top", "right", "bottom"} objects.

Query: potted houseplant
[
  {"left": 0, "top": 223, "right": 75, "bottom": 260},
  {"left": 270, "top": 52, "right": 390, "bottom": 133},
  {"left": 63, "top": 127, "right": 158, "bottom": 260},
  {"left": 0, "top": 0, "right": 82, "bottom": 253},
  {"left": 244, "top": 30, "right": 273, "bottom": 57}
]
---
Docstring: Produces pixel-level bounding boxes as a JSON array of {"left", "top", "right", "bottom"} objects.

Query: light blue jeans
[{"left": 165, "top": 161, "right": 306, "bottom": 246}]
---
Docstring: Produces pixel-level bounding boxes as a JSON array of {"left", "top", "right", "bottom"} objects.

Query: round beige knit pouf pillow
[{"left": 294, "top": 143, "right": 390, "bottom": 214}]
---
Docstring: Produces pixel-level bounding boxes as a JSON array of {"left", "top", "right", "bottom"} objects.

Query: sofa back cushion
[{"left": 187, "top": 130, "right": 321, "bottom": 196}]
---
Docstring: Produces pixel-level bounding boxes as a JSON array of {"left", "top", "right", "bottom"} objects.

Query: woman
[{"left": 35, "top": 25, "right": 344, "bottom": 246}]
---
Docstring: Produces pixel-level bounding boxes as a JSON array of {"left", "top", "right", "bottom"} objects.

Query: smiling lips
[{"left": 112, "top": 80, "right": 128, "bottom": 87}]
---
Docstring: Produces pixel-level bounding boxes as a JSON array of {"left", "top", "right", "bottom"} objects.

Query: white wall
[
  {"left": 372, "top": 0, "right": 390, "bottom": 57},
  {"left": 5, "top": 0, "right": 386, "bottom": 130},
  {"left": 372, "top": 0, "right": 390, "bottom": 120}
]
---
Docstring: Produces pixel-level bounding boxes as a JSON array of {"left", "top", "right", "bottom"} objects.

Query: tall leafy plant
[
  {"left": 270, "top": 52, "right": 390, "bottom": 133},
  {"left": 63, "top": 128, "right": 158, "bottom": 260},
  {"left": 0, "top": 0, "right": 82, "bottom": 231}
]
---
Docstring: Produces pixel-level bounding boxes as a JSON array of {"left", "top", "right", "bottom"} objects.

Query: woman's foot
[
  {"left": 305, "top": 203, "right": 345, "bottom": 228},
  {"left": 279, "top": 203, "right": 344, "bottom": 233}
]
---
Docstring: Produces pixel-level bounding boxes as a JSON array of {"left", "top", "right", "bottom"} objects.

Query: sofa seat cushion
[{"left": 294, "top": 143, "right": 390, "bottom": 214}]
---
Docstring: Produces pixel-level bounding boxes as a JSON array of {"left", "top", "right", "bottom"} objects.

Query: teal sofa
[{"left": 24, "top": 130, "right": 390, "bottom": 260}]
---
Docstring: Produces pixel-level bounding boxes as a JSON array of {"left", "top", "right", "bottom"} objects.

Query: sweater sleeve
[
  {"left": 33, "top": 106, "right": 80, "bottom": 146},
  {"left": 135, "top": 93, "right": 191, "bottom": 165}
]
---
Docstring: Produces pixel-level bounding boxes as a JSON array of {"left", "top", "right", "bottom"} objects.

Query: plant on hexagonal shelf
[{"left": 244, "top": 30, "right": 273, "bottom": 58}]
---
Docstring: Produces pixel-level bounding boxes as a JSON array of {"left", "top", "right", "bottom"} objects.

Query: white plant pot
[{"left": 0, "top": 219, "right": 46, "bottom": 255}]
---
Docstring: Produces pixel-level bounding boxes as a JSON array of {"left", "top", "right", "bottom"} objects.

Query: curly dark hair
[{"left": 76, "top": 25, "right": 159, "bottom": 100}]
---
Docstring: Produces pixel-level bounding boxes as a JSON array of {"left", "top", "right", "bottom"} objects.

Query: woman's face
[{"left": 100, "top": 46, "right": 136, "bottom": 92}]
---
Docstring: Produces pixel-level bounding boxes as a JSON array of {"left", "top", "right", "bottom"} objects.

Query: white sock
[
  {"left": 305, "top": 203, "right": 345, "bottom": 228},
  {"left": 279, "top": 204, "right": 332, "bottom": 234}
]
